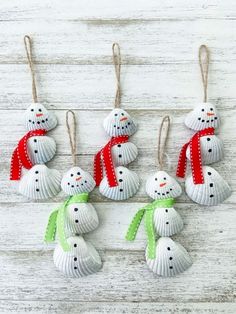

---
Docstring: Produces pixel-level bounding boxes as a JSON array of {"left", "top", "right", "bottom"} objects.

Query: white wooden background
[{"left": 0, "top": 1, "right": 235, "bottom": 313}]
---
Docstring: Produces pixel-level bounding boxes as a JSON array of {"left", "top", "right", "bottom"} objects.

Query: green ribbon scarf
[
  {"left": 44, "top": 193, "right": 89, "bottom": 251},
  {"left": 126, "top": 198, "right": 175, "bottom": 259}
]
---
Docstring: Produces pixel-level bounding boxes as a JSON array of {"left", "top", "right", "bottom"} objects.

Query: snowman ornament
[
  {"left": 176, "top": 45, "right": 231, "bottom": 205},
  {"left": 94, "top": 43, "right": 139, "bottom": 200},
  {"left": 10, "top": 35, "right": 61, "bottom": 200},
  {"left": 126, "top": 116, "right": 192, "bottom": 277},
  {"left": 45, "top": 110, "right": 102, "bottom": 278}
]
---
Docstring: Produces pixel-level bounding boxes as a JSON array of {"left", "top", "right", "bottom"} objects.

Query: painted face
[
  {"left": 185, "top": 103, "right": 220, "bottom": 131},
  {"left": 103, "top": 108, "right": 137, "bottom": 137},
  {"left": 146, "top": 171, "right": 182, "bottom": 200},
  {"left": 24, "top": 103, "right": 57, "bottom": 131},
  {"left": 61, "top": 167, "right": 95, "bottom": 195}
]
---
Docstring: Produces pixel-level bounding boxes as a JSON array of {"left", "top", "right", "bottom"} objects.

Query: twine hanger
[
  {"left": 112, "top": 43, "right": 121, "bottom": 108},
  {"left": 24, "top": 35, "right": 38, "bottom": 103},
  {"left": 199, "top": 44, "right": 210, "bottom": 103},
  {"left": 157, "top": 115, "right": 171, "bottom": 170},
  {"left": 66, "top": 110, "right": 77, "bottom": 167}
]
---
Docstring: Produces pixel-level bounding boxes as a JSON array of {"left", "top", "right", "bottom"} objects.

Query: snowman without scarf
[{"left": 45, "top": 110, "right": 102, "bottom": 278}]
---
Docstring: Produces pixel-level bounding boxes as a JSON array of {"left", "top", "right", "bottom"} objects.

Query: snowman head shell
[
  {"left": 24, "top": 103, "right": 57, "bottom": 131},
  {"left": 61, "top": 166, "right": 95, "bottom": 195},
  {"left": 146, "top": 170, "right": 182, "bottom": 200},
  {"left": 184, "top": 102, "right": 220, "bottom": 131},
  {"left": 103, "top": 108, "right": 137, "bottom": 137}
]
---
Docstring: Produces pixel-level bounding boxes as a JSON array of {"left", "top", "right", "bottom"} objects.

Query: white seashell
[
  {"left": 186, "top": 135, "right": 224, "bottom": 165},
  {"left": 146, "top": 237, "right": 192, "bottom": 277},
  {"left": 99, "top": 166, "right": 139, "bottom": 200},
  {"left": 19, "top": 164, "right": 61, "bottom": 200},
  {"left": 53, "top": 236, "right": 102, "bottom": 278},
  {"left": 61, "top": 167, "right": 95, "bottom": 195},
  {"left": 27, "top": 136, "right": 56, "bottom": 164},
  {"left": 185, "top": 102, "right": 220, "bottom": 131},
  {"left": 146, "top": 171, "right": 182, "bottom": 200},
  {"left": 185, "top": 166, "right": 231, "bottom": 206},
  {"left": 112, "top": 142, "right": 138, "bottom": 166},
  {"left": 65, "top": 202, "right": 99, "bottom": 235},
  {"left": 24, "top": 103, "right": 57, "bottom": 131},
  {"left": 153, "top": 207, "right": 183, "bottom": 237},
  {"left": 103, "top": 108, "right": 137, "bottom": 137}
]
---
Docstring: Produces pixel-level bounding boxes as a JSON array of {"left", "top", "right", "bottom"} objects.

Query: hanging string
[
  {"left": 157, "top": 115, "right": 170, "bottom": 170},
  {"left": 66, "top": 110, "right": 77, "bottom": 167},
  {"left": 112, "top": 43, "right": 121, "bottom": 108},
  {"left": 199, "top": 44, "right": 210, "bottom": 103},
  {"left": 24, "top": 35, "right": 38, "bottom": 103}
]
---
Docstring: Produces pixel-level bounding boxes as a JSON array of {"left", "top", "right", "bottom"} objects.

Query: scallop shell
[
  {"left": 153, "top": 207, "right": 183, "bottom": 237},
  {"left": 112, "top": 142, "right": 138, "bottom": 166},
  {"left": 185, "top": 166, "right": 231, "bottom": 206},
  {"left": 61, "top": 167, "right": 95, "bottom": 195},
  {"left": 65, "top": 202, "right": 99, "bottom": 235},
  {"left": 27, "top": 136, "right": 56, "bottom": 165},
  {"left": 103, "top": 108, "right": 137, "bottom": 137},
  {"left": 99, "top": 166, "right": 139, "bottom": 200},
  {"left": 185, "top": 102, "right": 220, "bottom": 131},
  {"left": 53, "top": 236, "right": 102, "bottom": 278},
  {"left": 146, "top": 237, "right": 192, "bottom": 277},
  {"left": 146, "top": 171, "right": 182, "bottom": 200},
  {"left": 19, "top": 164, "right": 61, "bottom": 200},
  {"left": 24, "top": 103, "right": 57, "bottom": 131},
  {"left": 186, "top": 135, "right": 224, "bottom": 165}
]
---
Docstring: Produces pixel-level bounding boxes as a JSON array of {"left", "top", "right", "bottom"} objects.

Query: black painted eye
[
  {"left": 155, "top": 178, "right": 158, "bottom": 181},
  {"left": 121, "top": 113, "right": 124, "bottom": 116},
  {"left": 115, "top": 113, "right": 118, "bottom": 116},
  {"left": 201, "top": 109, "right": 204, "bottom": 112},
  {"left": 77, "top": 172, "right": 80, "bottom": 175},
  {"left": 163, "top": 177, "right": 166, "bottom": 180},
  {"left": 31, "top": 109, "right": 34, "bottom": 112},
  {"left": 71, "top": 174, "right": 74, "bottom": 177},
  {"left": 210, "top": 108, "right": 213, "bottom": 111},
  {"left": 39, "top": 108, "right": 42, "bottom": 112}
]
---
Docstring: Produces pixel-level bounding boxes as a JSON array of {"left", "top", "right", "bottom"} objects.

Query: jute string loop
[
  {"left": 24, "top": 35, "right": 38, "bottom": 103},
  {"left": 199, "top": 44, "right": 210, "bottom": 103},
  {"left": 112, "top": 43, "right": 121, "bottom": 108},
  {"left": 157, "top": 115, "right": 170, "bottom": 170},
  {"left": 66, "top": 110, "right": 77, "bottom": 166}
]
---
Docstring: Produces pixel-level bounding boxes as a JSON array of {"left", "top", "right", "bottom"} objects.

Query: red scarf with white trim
[
  {"left": 176, "top": 127, "right": 214, "bottom": 184},
  {"left": 10, "top": 129, "right": 47, "bottom": 180},
  {"left": 94, "top": 135, "right": 129, "bottom": 187}
]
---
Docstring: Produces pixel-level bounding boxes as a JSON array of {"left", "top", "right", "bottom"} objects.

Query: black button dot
[
  {"left": 118, "top": 144, "right": 121, "bottom": 147},
  {"left": 166, "top": 222, "right": 169, "bottom": 225},
  {"left": 34, "top": 139, "right": 37, "bottom": 143},
  {"left": 35, "top": 171, "right": 39, "bottom": 174},
  {"left": 207, "top": 138, "right": 211, "bottom": 141},
  {"left": 210, "top": 183, "right": 213, "bottom": 187},
  {"left": 74, "top": 257, "right": 77, "bottom": 261},
  {"left": 210, "top": 194, "right": 214, "bottom": 198},
  {"left": 74, "top": 208, "right": 78, "bottom": 212},
  {"left": 120, "top": 189, "right": 123, "bottom": 192},
  {"left": 119, "top": 171, "right": 123, "bottom": 174},
  {"left": 34, "top": 150, "right": 38, "bottom": 153},
  {"left": 36, "top": 188, "right": 39, "bottom": 192},
  {"left": 165, "top": 209, "right": 168, "bottom": 213},
  {"left": 119, "top": 179, "right": 123, "bottom": 182},
  {"left": 208, "top": 149, "right": 212, "bottom": 153},
  {"left": 169, "top": 257, "right": 173, "bottom": 260},
  {"left": 167, "top": 247, "right": 170, "bottom": 250},
  {"left": 169, "top": 266, "right": 173, "bottom": 269},
  {"left": 74, "top": 267, "right": 77, "bottom": 270},
  {"left": 35, "top": 179, "right": 38, "bottom": 182},
  {"left": 208, "top": 172, "right": 211, "bottom": 175},
  {"left": 118, "top": 154, "right": 122, "bottom": 158},
  {"left": 75, "top": 220, "right": 79, "bottom": 223},
  {"left": 74, "top": 244, "right": 77, "bottom": 247}
]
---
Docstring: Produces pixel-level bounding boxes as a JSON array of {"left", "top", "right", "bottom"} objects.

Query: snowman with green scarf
[
  {"left": 45, "top": 111, "right": 102, "bottom": 278},
  {"left": 126, "top": 116, "right": 192, "bottom": 277}
]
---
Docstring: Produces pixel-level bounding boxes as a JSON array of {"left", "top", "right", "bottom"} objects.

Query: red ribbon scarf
[
  {"left": 176, "top": 127, "right": 214, "bottom": 184},
  {"left": 10, "top": 129, "right": 47, "bottom": 180},
  {"left": 94, "top": 135, "right": 129, "bottom": 187}
]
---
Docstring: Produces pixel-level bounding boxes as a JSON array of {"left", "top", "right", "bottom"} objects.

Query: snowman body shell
[{"left": 111, "top": 142, "right": 138, "bottom": 166}]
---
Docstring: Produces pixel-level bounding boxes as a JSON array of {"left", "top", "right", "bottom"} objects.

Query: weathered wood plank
[
  {"left": 0, "top": 202, "right": 234, "bottom": 251},
  {"left": 0, "top": 301, "right": 235, "bottom": 314},
  {"left": 1, "top": 63, "right": 236, "bottom": 109},
  {"left": 0, "top": 250, "right": 235, "bottom": 302},
  {"left": 1, "top": 0, "right": 236, "bottom": 21},
  {"left": 0, "top": 19, "right": 235, "bottom": 64}
]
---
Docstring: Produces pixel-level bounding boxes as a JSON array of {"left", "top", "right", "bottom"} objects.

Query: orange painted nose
[
  {"left": 76, "top": 177, "right": 82, "bottom": 181},
  {"left": 207, "top": 112, "right": 215, "bottom": 116},
  {"left": 160, "top": 183, "right": 166, "bottom": 187},
  {"left": 36, "top": 113, "right": 43, "bottom": 117},
  {"left": 120, "top": 117, "right": 128, "bottom": 122}
]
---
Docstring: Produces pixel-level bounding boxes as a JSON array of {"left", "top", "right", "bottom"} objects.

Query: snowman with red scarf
[
  {"left": 94, "top": 43, "right": 139, "bottom": 200},
  {"left": 176, "top": 45, "right": 231, "bottom": 205}
]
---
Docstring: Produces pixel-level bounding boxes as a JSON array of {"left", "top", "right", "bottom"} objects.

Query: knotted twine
[{"left": 199, "top": 44, "right": 210, "bottom": 103}]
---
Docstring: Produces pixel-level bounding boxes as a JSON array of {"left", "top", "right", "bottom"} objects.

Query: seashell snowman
[
  {"left": 45, "top": 110, "right": 102, "bottom": 278},
  {"left": 53, "top": 236, "right": 102, "bottom": 278},
  {"left": 126, "top": 116, "right": 192, "bottom": 277},
  {"left": 10, "top": 36, "right": 58, "bottom": 182},
  {"left": 146, "top": 237, "right": 192, "bottom": 277},
  {"left": 19, "top": 164, "right": 61, "bottom": 200},
  {"left": 94, "top": 43, "right": 139, "bottom": 200},
  {"left": 185, "top": 166, "right": 231, "bottom": 206},
  {"left": 176, "top": 45, "right": 231, "bottom": 205}
]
